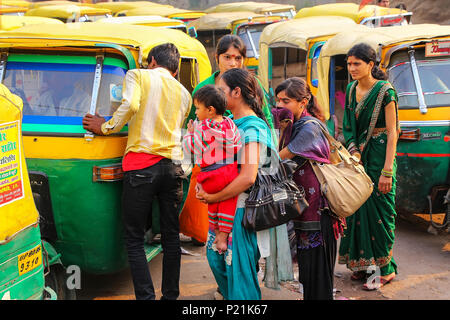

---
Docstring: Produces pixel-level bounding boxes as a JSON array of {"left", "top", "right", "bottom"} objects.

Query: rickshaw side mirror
[{"left": 188, "top": 26, "right": 197, "bottom": 38}]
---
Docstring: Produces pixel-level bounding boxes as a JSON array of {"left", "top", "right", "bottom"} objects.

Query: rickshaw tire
[{"left": 45, "top": 265, "right": 77, "bottom": 300}]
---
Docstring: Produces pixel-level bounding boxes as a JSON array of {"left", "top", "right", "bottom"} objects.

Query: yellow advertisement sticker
[{"left": 0, "top": 120, "right": 24, "bottom": 207}]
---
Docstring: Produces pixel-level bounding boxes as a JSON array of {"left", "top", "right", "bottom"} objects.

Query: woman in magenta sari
[{"left": 277, "top": 77, "right": 344, "bottom": 300}]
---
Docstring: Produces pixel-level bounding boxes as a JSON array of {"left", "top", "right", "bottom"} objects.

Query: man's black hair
[
  {"left": 147, "top": 43, "right": 180, "bottom": 74},
  {"left": 193, "top": 84, "right": 227, "bottom": 115}
]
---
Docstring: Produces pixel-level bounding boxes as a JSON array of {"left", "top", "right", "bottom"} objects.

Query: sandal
[
  {"left": 362, "top": 276, "right": 394, "bottom": 291},
  {"left": 351, "top": 271, "right": 366, "bottom": 281}
]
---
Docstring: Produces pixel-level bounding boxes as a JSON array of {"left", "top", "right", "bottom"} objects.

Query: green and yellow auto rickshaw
[
  {"left": 315, "top": 24, "right": 450, "bottom": 229},
  {"left": 258, "top": 15, "right": 358, "bottom": 112},
  {"left": 25, "top": 4, "right": 112, "bottom": 23},
  {"left": 0, "top": 23, "right": 211, "bottom": 293},
  {"left": 295, "top": 2, "right": 412, "bottom": 28},
  {"left": 187, "top": 11, "right": 287, "bottom": 73},
  {"left": 205, "top": 1, "right": 297, "bottom": 19},
  {"left": 0, "top": 83, "right": 57, "bottom": 300}
]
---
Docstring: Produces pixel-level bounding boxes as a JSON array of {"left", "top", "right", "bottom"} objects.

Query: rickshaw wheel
[{"left": 45, "top": 265, "right": 77, "bottom": 300}]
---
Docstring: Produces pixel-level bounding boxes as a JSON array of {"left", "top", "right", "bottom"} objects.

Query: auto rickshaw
[
  {"left": 205, "top": 1, "right": 297, "bottom": 19},
  {"left": 258, "top": 16, "right": 358, "bottom": 109},
  {"left": 0, "top": 16, "right": 64, "bottom": 31},
  {"left": 1, "top": 0, "right": 30, "bottom": 8},
  {"left": 315, "top": 24, "right": 450, "bottom": 230},
  {"left": 0, "top": 23, "right": 211, "bottom": 293},
  {"left": 187, "top": 11, "right": 287, "bottom": 73},
  {"left": 117, "top": 6, "right": 205, "bottom": 23},
  {"left": 295, "top": 2, "right": 412, "bottom": 28},
  {"left": 94, "top": 1, "right": 173, "bottom": 16},
  {"left": 95, "top": 15, "right": 193, "bottom": 35},
  {"left": 0, "top": 83, "right": 56, "bottom": 300},
  {"left": 25, "top": 4, "right": 112, "bottom": 23},
  {"left": 28, "top": 1, "right": 87, "bottom": 9}
]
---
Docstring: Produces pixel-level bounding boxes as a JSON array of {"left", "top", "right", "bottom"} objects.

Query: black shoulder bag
[{"left": 243, "top": 159, "right": 309, "bottom": 232}]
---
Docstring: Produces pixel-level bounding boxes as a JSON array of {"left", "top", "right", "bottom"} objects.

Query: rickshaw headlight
[
  {"left": 93, "top": 163, "right": 123, "bottom": 182},
  {"left": 399, "top": 128, "right": 421, "bottom": 141}
]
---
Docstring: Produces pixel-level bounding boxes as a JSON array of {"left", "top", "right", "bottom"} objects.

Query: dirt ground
[{"left": 76, "top": 214, "right": 449, "bottom": 301}]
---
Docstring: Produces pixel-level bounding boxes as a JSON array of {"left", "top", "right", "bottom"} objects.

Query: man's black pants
[{"left": 122, "top": 159, "right": 184, "bottom": 300}]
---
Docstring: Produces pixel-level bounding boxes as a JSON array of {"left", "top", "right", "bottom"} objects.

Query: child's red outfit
[{"left": 182, "top": 117, "right": 241, "bottom": 233}]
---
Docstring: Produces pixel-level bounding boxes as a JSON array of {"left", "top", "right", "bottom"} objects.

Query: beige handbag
[{"left": 304, "top": 120, "right": 374, "bottom": 218}]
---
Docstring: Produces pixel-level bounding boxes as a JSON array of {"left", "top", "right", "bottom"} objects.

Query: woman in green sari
[{"left": 338, "top": 43, "right": 399, "bottom": 290}]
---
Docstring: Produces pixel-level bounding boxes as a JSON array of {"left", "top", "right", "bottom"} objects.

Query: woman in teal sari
[
  {"left": 338, "top": 43, "right": 400, "bottom": 290},
  {"left": 196, "top": 68, "right": 293, "bottom": 299}
]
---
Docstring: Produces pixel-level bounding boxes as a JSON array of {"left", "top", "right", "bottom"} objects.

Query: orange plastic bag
[{"left": 179, "top": 165, "right": 209, "bottom": 242}]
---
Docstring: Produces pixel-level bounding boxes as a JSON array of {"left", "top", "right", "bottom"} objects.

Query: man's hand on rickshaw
[{"left": 82, "top": 112, "right": 106, "bottom": 136}]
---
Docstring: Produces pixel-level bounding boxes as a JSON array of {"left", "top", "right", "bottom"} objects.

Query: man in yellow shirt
[{"left": 82, "top": 43, "right": 192, "bottom": 300}]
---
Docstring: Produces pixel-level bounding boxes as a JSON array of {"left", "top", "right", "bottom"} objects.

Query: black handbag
[{"left": 243, "top": 159, "right": 309, "bottom": 232}]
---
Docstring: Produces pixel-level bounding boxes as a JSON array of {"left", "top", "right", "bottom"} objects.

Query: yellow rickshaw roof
[
  {"left": 1, "top": 0, "right": 30, "bottom": 8},
  {"left": 205, "top": 2, "right": 295, "bottom": 14},
  {"left": 120, "top": 6, "right": 204, "bottom": 18},
  {"left": 295, "top": 3, "right": 407, "bottom": 23},
  {"left": 25, "top": 5, "right": 112, "bottom": 18},
  {"left": 28, "top": 1, "right": 89, "bottom": 9},
  {"left": 187, "top": 11, "right": 280, "bottom": 31},
  {"left": 0, "top": 15, "right": 64, "bottom": 31},
  {"left": 0, "top": 6, "right": 28, "bottom": 13},
  {"left": 320, "top": 23, "right": 450, "bottom": 58},
  {"left": 260, "top": 16, "right": 357, "bottom": 51},
  {"left": 94, "top": 1, "right": 173, "bottom": 14},
  {"left": 0, "top": 23, "right": 211, "bottom": 80},
  {"left": 95, "top": 15, "right": 184, "bottom": 27}
]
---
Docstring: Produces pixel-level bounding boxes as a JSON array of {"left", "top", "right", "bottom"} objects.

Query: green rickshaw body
[
  {"left": 0, "top": 23, "right": 211, "bottom": 274},
  {"left": 0, "top": 84, "right": 46, "bottom": 300}
]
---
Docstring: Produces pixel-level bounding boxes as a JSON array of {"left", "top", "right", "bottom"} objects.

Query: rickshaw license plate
[{"left": 18, "top": 245, "right": 42, "bottom": 276}]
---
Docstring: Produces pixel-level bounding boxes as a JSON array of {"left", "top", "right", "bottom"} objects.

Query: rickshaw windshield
[
  {"left": 389, "top": 56, "right": 450, "bottom": 109},
  {"left": 3, "top": 55, "right": 127, "bottom": 118},
  {"left": 237, "top": 24, "right": 266, "bottom": 58}
]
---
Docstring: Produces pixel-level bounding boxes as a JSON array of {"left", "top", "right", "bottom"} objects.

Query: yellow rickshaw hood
[
  {"left": 0, "top": 16, "right": 64, "bottom": 31},
  {"left": 205, "top": 2, "right": 295, "bottom": 14},
  {"left": 187, "top": 12, "right": 270, "bottom": 31},
  {"left": 25, "top": 5, "right": 112, "bottom": 19},
  {"left": 258, "top": 16, "right": 357, "bottom": 92}
]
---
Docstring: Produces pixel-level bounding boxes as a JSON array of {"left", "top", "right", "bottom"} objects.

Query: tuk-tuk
[
  {"left": 28, "top": 1, "right": 87, "bottom": 9},
  {"left": 95, "top": 15, "right": 191, "bottom": 35},
  {"left": 295, "top": 2, "right": 412, "bottom": 28},
  {"left": 188, "top": 11, "right": 287, "bottom": 72},
  {"left": 25, "top": 4, "right": 112, "bottom": 23},
  {"left": 315, "top": 24, "right": 450, "bottom": 228},
  {"left": 205, "top": 1, "right": 297, "bottom": 19},
  {"left": 0, "top": 16, "right": 64, "bottom": 31},
  {"left": 117, "top": 6, "right": 205, "bottom": 23},
  {"left": 258, "top": 16, "right": 357, "bottom": 105},
  {"left": 94, "top": 1, "right": 173, "bottom": 16},
  {"left": 0, "top": 22, "right": 211, "bottom": 290},
  {"left": 0, "top": 0, "right": 30, "bottom": 9},
  {"left": 0, "top": 83, "right": 56, "bottom": 300}
]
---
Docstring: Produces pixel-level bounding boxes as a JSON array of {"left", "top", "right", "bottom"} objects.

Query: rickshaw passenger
[
  {"left": 36, "top": 72, "right": 72, "bottom": 116},
  {"left": 82, "top": 43, "right": 192, "bottom": 300},
  {"left": 59, "top": 77, "right": 92, "bottom": 117}
]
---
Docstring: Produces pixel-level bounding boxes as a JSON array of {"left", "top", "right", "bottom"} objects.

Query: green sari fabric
[{"left": 338, "top": 80, "right": 399, "bottom": 276}]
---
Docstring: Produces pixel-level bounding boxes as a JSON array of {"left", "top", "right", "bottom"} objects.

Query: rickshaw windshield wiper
[
  {"left": 245, "top": 28, "right": 259, "bottom": 60},
  {"left": 408, "top": 47, "right": 428, "bottom": 114}
]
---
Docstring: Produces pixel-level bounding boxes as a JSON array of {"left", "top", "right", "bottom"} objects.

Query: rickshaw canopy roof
[
  {"left": 0, "top": 15, "right": 64, "bottom": 31},
  {"left": 0, "top": 84, "right": 39, "bottom": 243},
  {"left": 119, "top": 6, "right": 205, "bottom": 19},
  {"left": 0, "top": 23, "right": 211, "bottom": 81},
  {"left": 295, "top": 3, "right": 407, "bottom": 23},
  {"left": 1, "top": 0, "right": 30, "bottom": 8},
  {"left": 205, "top": 2, "right": 295, "bottom": 14},
  {"left": 25, "top": 5, "right": 112, "bottom": 18},
  {"left": 316, "top": 23, "right": 450, "bottom": 120},
  {"left": 187, "top": 11, "right": 277, "bottom": 31},
  {"left": 258, "top": 16, "right": 357, "bottom": 92},
  {"left": 95, "top": 15, "right": 185, "bottom": 28},
  {"left": 94, "top": 1, "right": 173, "bottom": 14},
  {"left": 28, "top": 1, "right": 88, "bottom": 9},
  {"left": 0, "top": 6, "right": 28, "bottom": 14}
]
